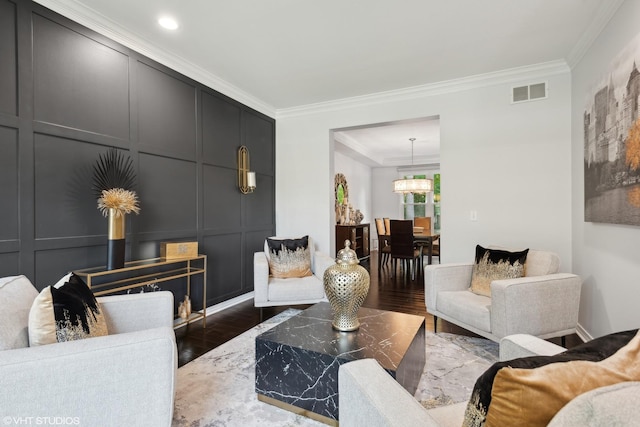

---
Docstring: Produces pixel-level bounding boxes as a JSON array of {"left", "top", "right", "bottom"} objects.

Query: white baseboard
[
  {"left": 205, "top": 292, "right": 254, "bottom": 316},
  {"left": 575, "top": 322, "right": 593, "bottom": 343},
  {"left": 175, "top": 292, "right": 255, "bottom": 329}
]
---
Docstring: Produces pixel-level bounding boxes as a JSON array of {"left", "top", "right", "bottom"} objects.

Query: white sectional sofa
[
  {"left": 339, "top": 334, "right": 640, "bottom": 426},
  {"left": 0, "top": 275, "right": 177, "bottom": 427}
]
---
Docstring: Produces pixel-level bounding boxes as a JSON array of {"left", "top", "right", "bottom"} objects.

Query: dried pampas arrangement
[
  {"left": 97, "top": 188, "right": 140, "bottom": 217},
  {"left": 92, "top": 148, "right": 140, "bottom": 216}
]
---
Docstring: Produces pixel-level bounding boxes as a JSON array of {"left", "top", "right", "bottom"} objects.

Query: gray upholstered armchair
[
  {"left": 0, "top": 275, "right": 177, "bottom": 427},
  {"left": 424, "top": 248, "right": 582, "bottom": 343},
  {"left": 253, "top": 236, "right": 334, "bottom": 307}
]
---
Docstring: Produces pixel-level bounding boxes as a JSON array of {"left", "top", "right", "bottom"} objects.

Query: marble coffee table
[{"left": 255, "top": 302, "right": 425, "bottom": 425}]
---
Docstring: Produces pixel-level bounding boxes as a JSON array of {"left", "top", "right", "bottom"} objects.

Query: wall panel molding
[{"left": 4, "top": 1, "right": 276, "bottom": 305}]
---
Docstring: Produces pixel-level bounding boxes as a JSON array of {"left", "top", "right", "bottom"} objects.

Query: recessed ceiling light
[{"left": 158, "top": 16, "right": 179, "bottom": 30}]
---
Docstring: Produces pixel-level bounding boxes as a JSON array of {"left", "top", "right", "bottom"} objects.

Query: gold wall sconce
[{"left": 238, "top": 145, "right": 256, "bottom": 194}]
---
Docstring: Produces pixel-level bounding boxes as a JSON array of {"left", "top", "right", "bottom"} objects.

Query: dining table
[
  {"left": 412, "top": 231, "right": 440, "bottom": 265},
  {"left": 378, "top": 231, "right": 440, "bottom": 265}
]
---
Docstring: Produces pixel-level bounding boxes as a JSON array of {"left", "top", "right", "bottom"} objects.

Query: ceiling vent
[{"left": 511, "top": 82, "right": 547, "bottom": 103}]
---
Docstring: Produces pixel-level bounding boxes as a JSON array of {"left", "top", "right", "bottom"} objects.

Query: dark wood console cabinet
[{"left": 336, "top": 224, "right": 370, "bottom": 260}]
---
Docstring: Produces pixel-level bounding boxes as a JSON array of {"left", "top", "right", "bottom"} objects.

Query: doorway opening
[{"left": 330, "top": 116, "right": 441, "bottom": 256}]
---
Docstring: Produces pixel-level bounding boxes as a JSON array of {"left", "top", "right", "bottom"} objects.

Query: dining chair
[
  {"left": 413, "top": 217, "right": 431, "bottom": 233},
  {"left": 374, "top": 218, "right": 390, "bottom": 268},
  {"left": 414, "top": 216, "right": 438, "bottom": 265},
  {"left": 431, "top": 236, "right": 440, "bottom": 263},
  {"left": 389, "top": 220, "right": 422, "bottom": 280}
]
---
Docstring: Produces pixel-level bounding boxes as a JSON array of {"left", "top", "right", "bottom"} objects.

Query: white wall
[
  {"left": 372, "top": 167, "right": 402, "bottom": 222},
  {"left": 371, "top": 167, "right": 402, "bottom": 250},
  {"left": 276, "top": 69, "right": 573, "bottom": 271},
  {"left": 571, "top": 0, "right": 640, "bottom": 339}
]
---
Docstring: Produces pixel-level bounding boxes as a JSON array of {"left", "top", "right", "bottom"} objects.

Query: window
[{"left": 402, "top": 174, "right": 427, "bottom": 219}]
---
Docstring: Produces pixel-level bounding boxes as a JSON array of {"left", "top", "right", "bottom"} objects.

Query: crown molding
[
  {"left": 33, "top": 0, "right": 277, "bottom": 118},
  {"left": 33, "top": 0, "right": 595, "bottom": 122},
  {"left": 333, "top": 132, "right": 384, "bottom": 165},
  {"left": 276, "top": 60, "right": 570, "bottom": 119},
  {"left": 566, "top": 0, "right": 625, "bottom": 69}
]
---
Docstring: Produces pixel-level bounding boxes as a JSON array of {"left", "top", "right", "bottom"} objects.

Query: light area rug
[{"left": 172, "top": 309, "right": 498, "bottom": 427}]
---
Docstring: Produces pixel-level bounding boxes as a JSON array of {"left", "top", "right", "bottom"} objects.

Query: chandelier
[{"left": 393, "top": 138, "right": 433, "bottom": 194}]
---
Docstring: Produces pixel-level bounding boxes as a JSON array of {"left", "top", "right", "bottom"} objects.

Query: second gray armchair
[{"left": 424, "top": 247, "right": 581, "bottom": 343}]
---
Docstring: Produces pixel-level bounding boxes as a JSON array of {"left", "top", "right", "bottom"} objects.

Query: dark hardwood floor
[{"left": 175, "top": 251, "right": 581, "bottom": 367}]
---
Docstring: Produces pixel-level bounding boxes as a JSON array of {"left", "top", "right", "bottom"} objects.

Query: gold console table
[{"left": 75, "top": 255, "right": 207, "bottom": 328}]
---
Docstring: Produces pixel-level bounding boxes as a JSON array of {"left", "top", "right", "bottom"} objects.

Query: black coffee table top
[{"left": 257, "top": 302, "right": 425, "bottom": 371}]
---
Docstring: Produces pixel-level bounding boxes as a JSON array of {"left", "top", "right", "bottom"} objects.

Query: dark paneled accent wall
[{"left": 0, "top": 1, "right": 276, "bottom": 307}]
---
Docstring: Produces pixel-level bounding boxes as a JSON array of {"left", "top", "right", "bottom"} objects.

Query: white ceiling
[
  {"left": 38, "top": 0, "right": 621, "bottom": 165},
  {"left": 334, "top": 117, "right": 441, "bottom": 167}
]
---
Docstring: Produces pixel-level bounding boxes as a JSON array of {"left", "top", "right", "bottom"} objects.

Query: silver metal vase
[{"left": 323, "top": 240, "right": 370, "bottom": 331}]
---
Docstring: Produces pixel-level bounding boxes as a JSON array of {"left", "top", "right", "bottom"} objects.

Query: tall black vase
[{"left": 107, "top": 208, "right": 126, "bottom": 270}]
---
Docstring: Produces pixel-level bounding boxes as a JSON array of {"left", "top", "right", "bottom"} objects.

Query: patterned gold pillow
[
  {"left": 266, "top": 236, "right": 312, "bottom": 279},
  {"left": 469, "top": 245, "right": 529, "bottom": 297}
]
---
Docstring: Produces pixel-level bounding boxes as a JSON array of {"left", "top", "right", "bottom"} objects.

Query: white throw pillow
[{"left": 0, "top": 275, "right": 39, "bottom": 350}]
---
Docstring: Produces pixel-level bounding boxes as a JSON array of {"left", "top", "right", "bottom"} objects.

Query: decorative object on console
[
  {"left": 160, "top": 241, "right": 198, "bottom": 259},
  {"left": 323, "top": 240, "right": 370, "bottom": 331},
  {"left": 353, "top": 209, "right": 364, "bottom": 224},
  {"left": 237, "top": 145, "right": 256, "bottom": 194},
  {"left": 393, "top": 138, "right": 433, "bottom": 194},
  {"left": 178, "top": 295, "right": 191, "bottom": 319},
  {"left": 265, "top": 236, "right": 312, "bottom": 279},
  {"left": 92, "top": 148, "right": 140, "bottom": 270},
  {"left": 126, "top": 282, "right": 161, "bottom": 294},
  {"left": 29, "top": 272, "right": 108, "bottom": 346},
  {"left": 470, "top": 245, "right": 529, "bottom": 297}
]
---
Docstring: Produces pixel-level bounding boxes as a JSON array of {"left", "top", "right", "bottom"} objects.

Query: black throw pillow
[{"left": 29, "top": 272, "right": 109, "bottom": 346}]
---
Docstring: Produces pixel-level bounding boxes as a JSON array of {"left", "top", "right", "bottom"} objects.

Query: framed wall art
[{"left": 584, "top": 31, "right": 640, "bottom": 226}]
